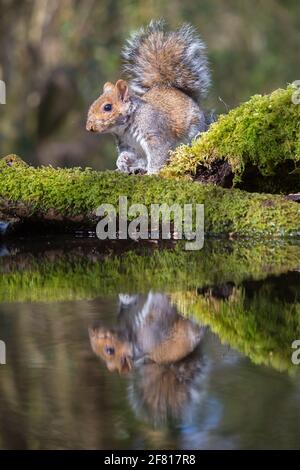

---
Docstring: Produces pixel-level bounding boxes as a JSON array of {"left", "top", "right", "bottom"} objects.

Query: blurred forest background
[{"left": 0, "top": 0, "right": 299, "bottom": 169}]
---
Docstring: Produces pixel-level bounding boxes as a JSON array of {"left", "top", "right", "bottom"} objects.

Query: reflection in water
[
  {"left": 89, "top": 293, "right": 208, "bottom": 426},
  {"left": 173, "top": 271, "right": 300, "bottom": 373},
  {"left": 1, "top": 240, "right": 300, "bottom": 449}
]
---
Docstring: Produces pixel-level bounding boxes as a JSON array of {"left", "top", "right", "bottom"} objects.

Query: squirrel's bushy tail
[{"left": 122, "top": 20, "right": 210, "bottom": 103}]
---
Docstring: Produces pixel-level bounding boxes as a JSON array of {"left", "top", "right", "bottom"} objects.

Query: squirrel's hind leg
[{"left": 142, "top": 138, "right": 173, "bottom": 175}]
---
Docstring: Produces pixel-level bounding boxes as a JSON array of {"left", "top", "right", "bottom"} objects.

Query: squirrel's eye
[
  {"left": 103, "top": 103, "right": 112, "bottom": 112},
  {"left": 104, "top": 346, "right": 115, "bottom": 356}
]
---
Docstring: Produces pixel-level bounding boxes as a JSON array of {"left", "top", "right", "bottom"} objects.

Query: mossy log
[
  {"left": 0, "top": 154, "right": 300, "bottom": 238},
  {"left": 162, "top": 86, "right": 300, "bottom": 194}
]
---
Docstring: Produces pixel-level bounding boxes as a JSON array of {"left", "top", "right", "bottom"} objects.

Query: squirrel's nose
[{"left": 86, "top": 121, "right": 95, "bottom": 132}]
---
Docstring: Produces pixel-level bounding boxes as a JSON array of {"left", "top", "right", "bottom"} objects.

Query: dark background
[{"left": 0, "top": 0, "right": 299, "bottom": 169}]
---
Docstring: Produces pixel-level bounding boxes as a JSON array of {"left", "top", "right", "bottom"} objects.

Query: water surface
[{"left": 0, "top": 238, "right": 300, "bottom": 449}]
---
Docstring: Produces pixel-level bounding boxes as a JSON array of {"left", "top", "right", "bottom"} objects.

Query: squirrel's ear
[
  {"left": 115, "top": 79, "right": 129, "bottom": 102},
  {"left": 103, "top": 82, "right": 114, "bottom": 93}
]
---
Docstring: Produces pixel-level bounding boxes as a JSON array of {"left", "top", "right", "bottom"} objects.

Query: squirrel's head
[
  {"left": 89, "top": 326, "right": 134, "bottom": 374},
  {"left": 86, "top": 79, "right": 131, "bottom": 134}
]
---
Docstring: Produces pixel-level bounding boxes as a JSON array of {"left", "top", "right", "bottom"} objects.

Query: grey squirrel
[{"left": 86, "top": 20, "right": 211, "bottom": 174}]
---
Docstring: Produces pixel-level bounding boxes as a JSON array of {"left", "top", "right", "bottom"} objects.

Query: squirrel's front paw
[{"left": 116, "top": 152, "right": 135, "bottom": 173}]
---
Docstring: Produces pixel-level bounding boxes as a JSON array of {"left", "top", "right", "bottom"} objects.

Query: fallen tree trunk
[
  {"left": 0, "top": 154, "right": 300, "bottom": 238},
  {"left": 162, "top": 86, "right": 300, "bottom": 194}
]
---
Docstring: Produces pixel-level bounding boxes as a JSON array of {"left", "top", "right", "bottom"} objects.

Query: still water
[{"left": 0, "top": 238, "right": 300, "bottom": 449}]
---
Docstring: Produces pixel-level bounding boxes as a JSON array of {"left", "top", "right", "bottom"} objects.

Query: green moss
[
  {"left": 2, "top": 239, "right": 300, "bottom": 373},
  {"left": 1, "top": 240, "right": 300, "bottom": 303},
  {"left": 0, "top": 155, "right": 300, "bottom": 237},
  {"left": 173, "top": 284, "right": 300, "bottom": 374},
  {"left": 162, "top": 86, "right": 300, "bottom": 192}
]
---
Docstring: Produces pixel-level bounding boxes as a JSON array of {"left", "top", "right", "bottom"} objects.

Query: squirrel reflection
[{"left": 89, "top": 293, "right": 206, "bottom": 425}]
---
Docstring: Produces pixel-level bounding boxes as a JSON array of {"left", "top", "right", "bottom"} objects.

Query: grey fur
[
  {"left": 114, "top": 94, "right": 206, "bottom": 174},
  {"left": 122, "top": 19, "right": 211, "bottom": 104},
  {"left": 132, "top": 100, "right": 178, "bottom": 173}
]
